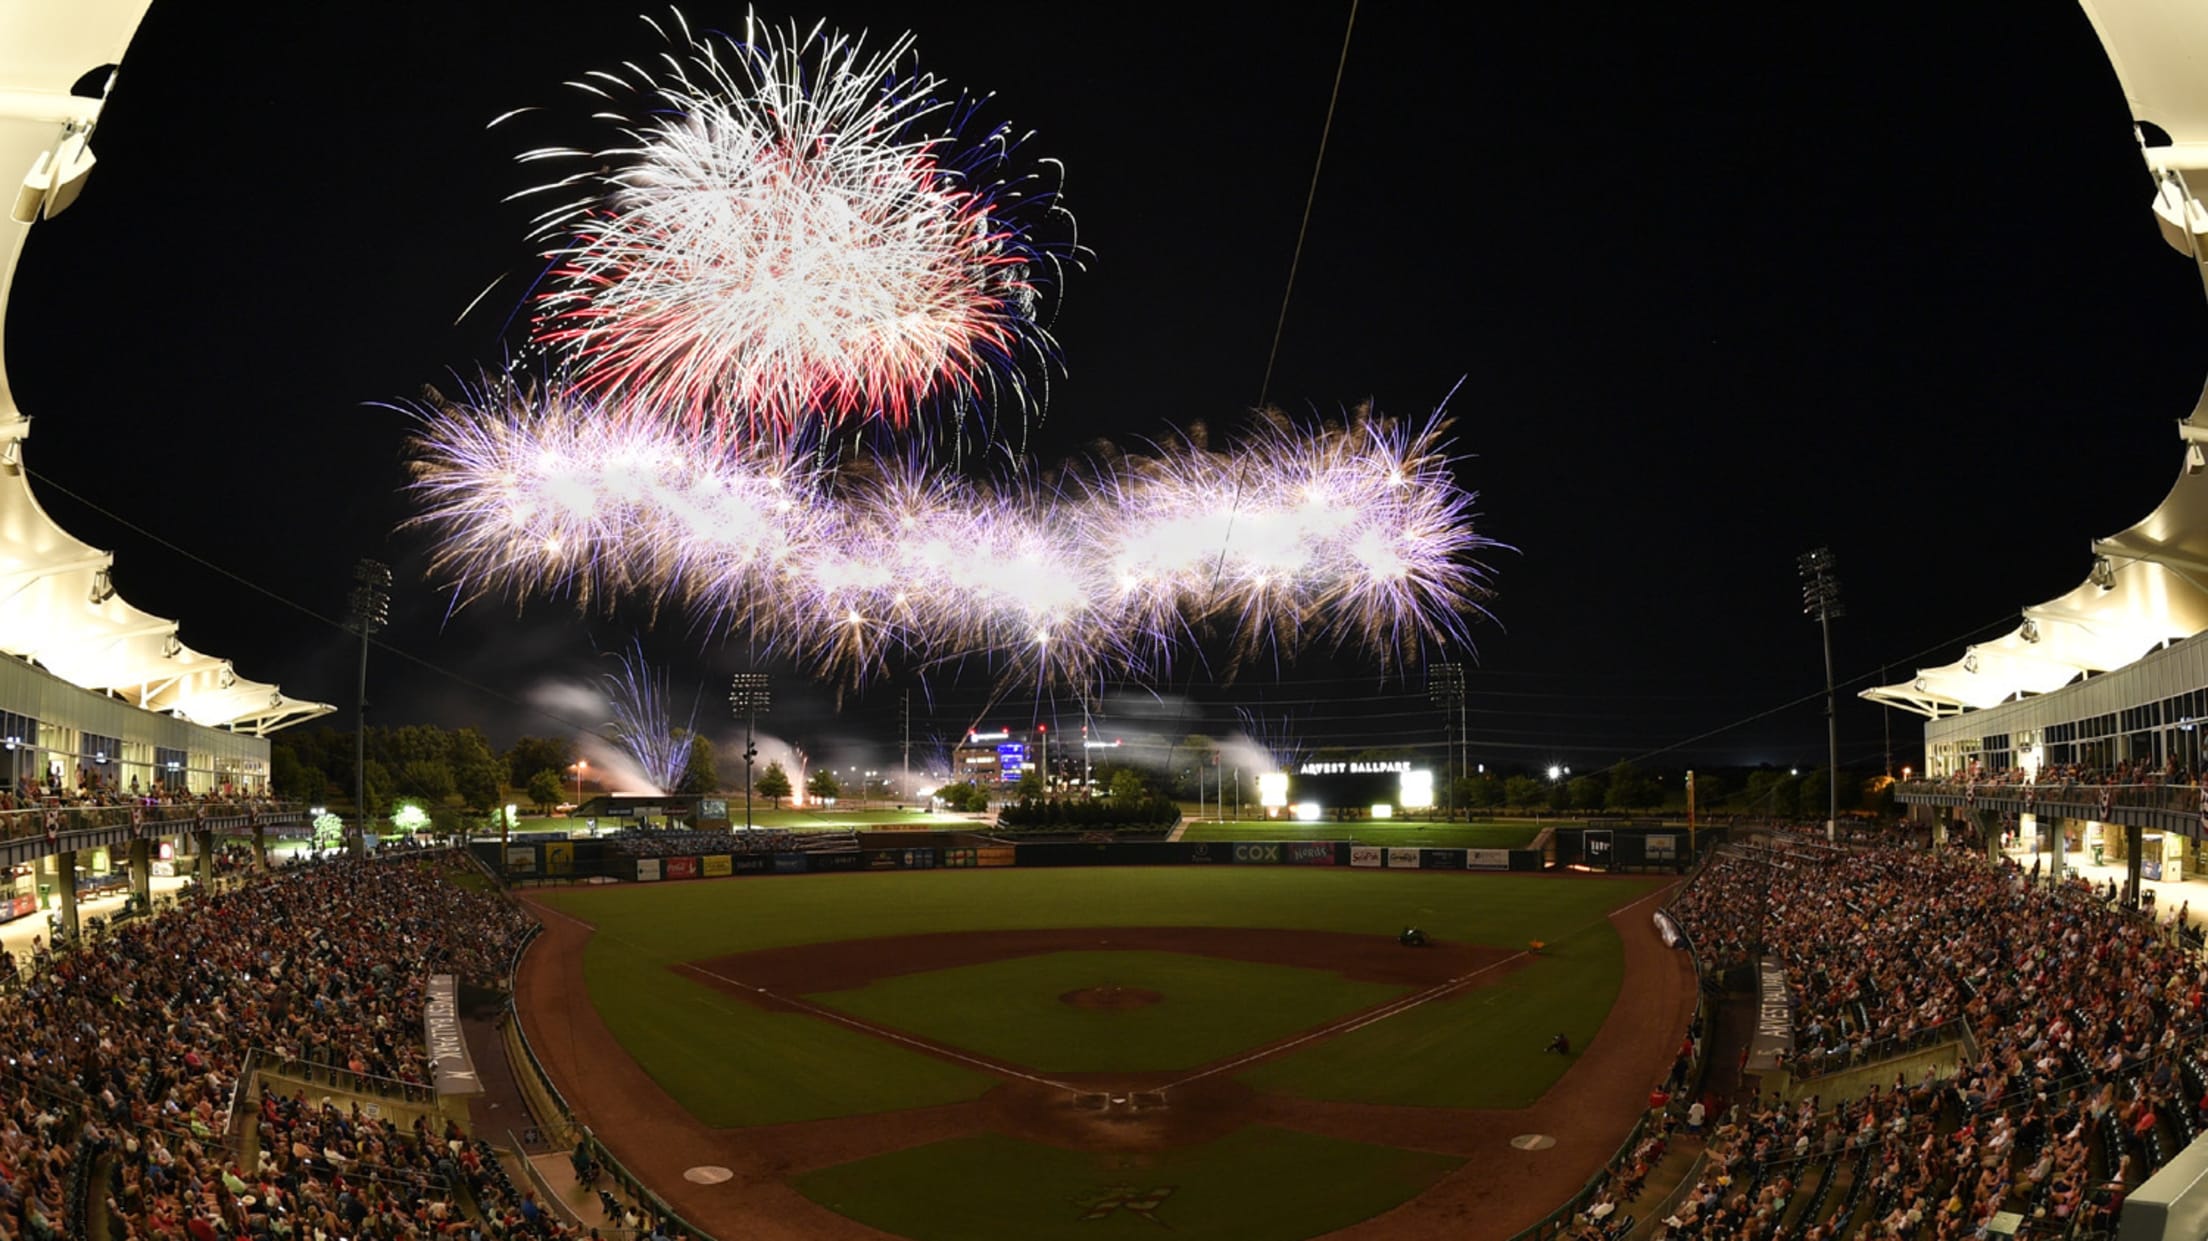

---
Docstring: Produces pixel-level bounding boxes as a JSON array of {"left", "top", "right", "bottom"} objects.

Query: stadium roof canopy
[
  {"left": 0, "top": 0, "right": 332, "bottom": 736},
  {"left": 1864, "top": 0, "right": 2208, "bottom": 721}
]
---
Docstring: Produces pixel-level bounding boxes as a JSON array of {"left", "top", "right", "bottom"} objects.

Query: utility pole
[
  {"left": 1428, "top": 662, "right": 1465, "bottom": 820},
  {"left": 1799, "top": 548, "right": 1843, "bottom": 842},
  {"left": 729, "top": 671, "right": 770, "bottom": 831},
  {"left": 347, "top": 560, "right": 390, "bottom": 858}
]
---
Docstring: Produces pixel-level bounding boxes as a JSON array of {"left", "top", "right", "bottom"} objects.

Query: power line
[{"left": 1257, "top": 0, "right": 1359, "bottom": 410}]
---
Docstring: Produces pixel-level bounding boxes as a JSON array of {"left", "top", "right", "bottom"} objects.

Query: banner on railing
[
  {"left": 1745, "top": 956, "right": 1794, "bottom": 1073},
  {"left": 1653, "top": 911, "right": 1681, "bottom": 948},
  {"left": 423, "top": 974, "right": 484, "bottom": 1096}
]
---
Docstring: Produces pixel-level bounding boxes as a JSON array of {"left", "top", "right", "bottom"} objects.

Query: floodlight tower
[
  {"left": 729, "top": 672, "right": 770, "bottom": 830},
  {"left": 1427, "top": 662, "right": 1466, "bottom": 819},
  {"left": 1799, "top": 548, "right": 1843, "bottom": 841},
  {"left": 347, "top": 559, "right": 391, "bottom": 857}
]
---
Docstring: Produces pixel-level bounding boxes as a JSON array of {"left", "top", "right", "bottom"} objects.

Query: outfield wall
[{"left": 478, "top": 837, "right": 1555, "bottom": 881}]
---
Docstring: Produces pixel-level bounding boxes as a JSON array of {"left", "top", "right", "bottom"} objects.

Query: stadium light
[
  {"left": 348, "top": 559, "right": 391, "bottom": 857},
  {"left": 1799, "top": 547, "right": 1842, "bottom": 841}
]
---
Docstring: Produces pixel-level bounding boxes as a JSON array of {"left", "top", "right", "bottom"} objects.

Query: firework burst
[
  {"left": 603, "top": 641, "right": 705, "bottom": 793},
  {"left": 406, "top": 384, "right": 1504, "bottom": 692},
  {"left": 515, "top": 10, "right": 1074, "bottom": 443}
]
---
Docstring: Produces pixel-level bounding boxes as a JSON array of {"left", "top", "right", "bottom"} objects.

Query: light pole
[
  {"left": 347, "top": 559, "right": 390, "bottom": 858},
  {"left": 1428, "top": 663, "right": 1465, "bottom": 820},
  {"left": 729, "top": 672, "right": 770, "bottom": 830},
  {"left": 1799, "top": 548, "right": 1843, "bottom": 842},
  {"left": 573, "top": 759, "right": 586, "bottom": 807}
]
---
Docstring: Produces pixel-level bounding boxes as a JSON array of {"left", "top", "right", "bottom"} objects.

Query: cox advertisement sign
[{"left": 1232, "top": 842, "right": 1282, "bottom": 864}]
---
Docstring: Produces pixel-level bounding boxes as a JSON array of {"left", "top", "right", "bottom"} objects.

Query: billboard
[
  {"left": 1466, "top": 848, "right": 1509, "bottom": 870},
  {"left": 1285, "top": 842, "right": 1335, "bottom": 866},
  {"left": 636, "top": 858, "right": 661, "bottom": 881},
  {"left": 1232, "top": 842, "right": 1282, "bottom": 864},
  {"left": 505, "top": 846, "right": 536, "bottom": 874},
  {"left": 664, "top": 856, "right": 699, "bottom": 880},
  {"left": 1350, "top": 846, "right": 1383, "bottom": 868},
  {"left": 544, "top": 842, "right": 573, "bottom": 875},
  {"left": 1385, "top": 847, "right": 1421, "bottom": 869},
  {"left": 701, "top": 854, "right": 733, "bottom": 877}
]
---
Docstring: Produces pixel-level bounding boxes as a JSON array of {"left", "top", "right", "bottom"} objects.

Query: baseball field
[{"left": 518, "top": 865, "right": 1692, "bottom": 1240}]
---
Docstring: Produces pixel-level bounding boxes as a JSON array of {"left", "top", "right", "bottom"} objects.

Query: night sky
[{"left": 5, "top": 2, "right": 2201, "bottom": 780}]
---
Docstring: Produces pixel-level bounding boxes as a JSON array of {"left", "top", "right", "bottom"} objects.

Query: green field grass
[
  {"left": 1237, "top": 912, "right": 1627, "bottom": 1107},
  {"left": 1175, "top": 821, "right": 1539, "bottom": 849},
  {"left": 811, "top": 951, "right": 1409, "bottom": 1073},
  {"left": 792, "top": 1127, "right": 1461, "bottom": 1241},
  {"left": 537, "top": 869, "right": 1664, "bottom": 1126}
]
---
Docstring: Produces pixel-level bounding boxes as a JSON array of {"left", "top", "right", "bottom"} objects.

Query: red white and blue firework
[{"left": 513, "top": 11, "right": 1074, "bottom": 443}]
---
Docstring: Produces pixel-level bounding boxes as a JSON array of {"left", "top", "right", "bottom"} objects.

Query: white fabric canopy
[
  {"left": 0, "top": 1, "right": 330, "bottom": 736},
  {"left": 1865, "top": 3, "right": 2208, "bottom": 720}
]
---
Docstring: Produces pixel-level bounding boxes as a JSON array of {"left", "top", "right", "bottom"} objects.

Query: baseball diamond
[{"left": 516, "top": 865, "right": 1693, "bottom": 1239}]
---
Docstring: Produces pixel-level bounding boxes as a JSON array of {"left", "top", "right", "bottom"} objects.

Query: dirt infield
[
  {"left": 516, "top": 882, "right": 1693, "bottom": 1240},
  {"left": 1061, "top": 985, "right": 1160, "bottom": 1010}
]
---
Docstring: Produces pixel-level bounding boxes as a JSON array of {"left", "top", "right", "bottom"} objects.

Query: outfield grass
[
  {"left": 793, "top": 1127, "right": 1461, "bottom": 1241},
  {"left": 811, "top": 951, "right": 1409, "bottom": 1073},
  {"left": 1236, "top": 911, "right": 1627, "bottom": 1108},
  {"left": 538, "top": 869, "right": 1664, "bottom": 1126},
  {"left": 1176, "top": 821, "right": 1539, "bottom": 849}
]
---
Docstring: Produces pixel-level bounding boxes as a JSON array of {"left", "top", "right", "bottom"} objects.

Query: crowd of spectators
[
  {"left": 1923, "top": 758, "right": 2201, "bottom": 791},
  {"left": 1644, "top": 841, "right": 2208, "bottom": 1237},
  {"left": 0, "top": 851, "right": 546, "bottom": 1240}
]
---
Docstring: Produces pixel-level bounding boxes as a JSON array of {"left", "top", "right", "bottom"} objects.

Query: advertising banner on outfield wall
[
  {"left": 809, "top": 852, "right": 863, "bottom": 872},
  {"left": 732, "top": 854, "right": 772, "bottom": 874},
  {"left": 665, "top": 856, "right": 699, "bottom": 880},
  {"left": 1232, "top": 842, "right": 1282, "bottom": 864},
  {"left": 1420, "top": 848, "right": 1464, "bottom": 869},
  {"left": 1285, "top": 842, "right": 1335, "bottom": 865},
  {"left": 544, "top": 842, "right": 573, "bottom": 875},
  {"left": 423, "top": 975, "right": 483, "bottom": 1096},
  {"left": 1350, "top": 846, "right": 1383, "bottom": 867},
  {"left": 1745, "top": 956, "right": 1795, "bottom": 1072},
  {"left": 1466, "top": 848, "right": 1510, "bottom": 870},
  {"left": 1386, "top": 847, "right": 1422, "bottom": 869},
  {"left": 636, "top": 858, "right": 660, "bottom": 881},
  {"left": 862, "top": 848, "right": 940, "bottom": 870},
  {"left": 505, "top": 846, "right": 536, "bottom": 874},
  {"left": 772, "top": 854, "right": 807, "bottom": 874},
  {"left": 977, "top": 846, "right": 1016, "bottom": 867},
  {"left": 1187, "top": 842, "right": 1218, "bottom": 863},
  {"left": 702, "top": 854, "right": 733, "bottom": 877}
]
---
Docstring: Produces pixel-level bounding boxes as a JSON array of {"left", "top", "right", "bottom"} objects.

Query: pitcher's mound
[{"left": 1060, "top": 985, "right": 1163, "bottom": 1010}]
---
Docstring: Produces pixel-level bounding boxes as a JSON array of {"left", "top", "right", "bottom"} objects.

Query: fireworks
[
  {"left": 516, "top": 11, "right": 1073, "bottom": 442},
  {"left": 602, "top": 642, "right": 706, "bottom": 794},
  {"left": 406, "top": 385, "right": 1502, "bottom": 690}
]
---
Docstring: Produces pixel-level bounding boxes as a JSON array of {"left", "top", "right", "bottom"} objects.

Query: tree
[
  {"left": 526, "top": 769, "right": 566, "bottom": 816},
  {"left": 808, "top": 768, "right": 841, "bottom": 801},
  {"left": 755, "top": 761, "right": 792, "bottom": 808},
  {"left": 676, "top": 733, "right": 718, "bottom": 794},
  {"left": 1569, "top": 772, "right": 1608, "bottom": 811},
  {"left": 1504, "top": 775, "right": 1544, "bottom": 809},
  {"left": 396, "top": 758, "right": 456, "bottom": 803},
  {"left": 450, "top": 729, "right": 505, "bottom": 813},
  {"left": 939, "top": 781, "right": 987, "bottom": 812},
  {"left": 1604, "top": 762, "right": 1658, "bottom": 812},
  {"left": 1014, "top": 770, "right": 1045, "bottom": 800},
  {"left": 360, "top": 759, "right": 395, "bottom": 816},
  {"left": 1689, "top": 771, "right": 1729, "bottom": 813},
  {"left": 1107, "top": 769, "right": 1148, "bottom": 803},
  {"left": 508, "top": 737, "right": 572, "bottom": 789},
  {"left": 270, "top": 744, "right": 325, "bottom": 801}
]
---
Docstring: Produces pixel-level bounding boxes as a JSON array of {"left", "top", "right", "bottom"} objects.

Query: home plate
[
  {"left": 684, "top": 1166, "right": 734, "bottom": 1184},
  {"left": 1510, "top": 1135, "right": 1557, "bottom": 1151}
]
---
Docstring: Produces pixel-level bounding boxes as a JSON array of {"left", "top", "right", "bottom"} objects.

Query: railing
[
  {"left": 0, "top": 797, "right": 307, "bottom": 843},
  {"left": 249, "top": 1048, "right": 439, "bottom": 1104},
  {"left": 1896, "top": 778, "right": 2207, "bottom": 816},
  {"left": 505, "top": 922, "right": 714, "bottom": 1240},
  {"left": 1783, "top": 1015, "right": 1971, "bottom": 1081}
]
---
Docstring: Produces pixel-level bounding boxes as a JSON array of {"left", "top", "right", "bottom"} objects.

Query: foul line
[
  {"left": 1161, "top": 950, "right": 1528, "bottom": 1091},
  {"left": 1165, "top": 878, "right": 1683, "bottom": 1094},
  {"left": 676, "top": 961, "right": 1084, "bottom": 1094}
]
